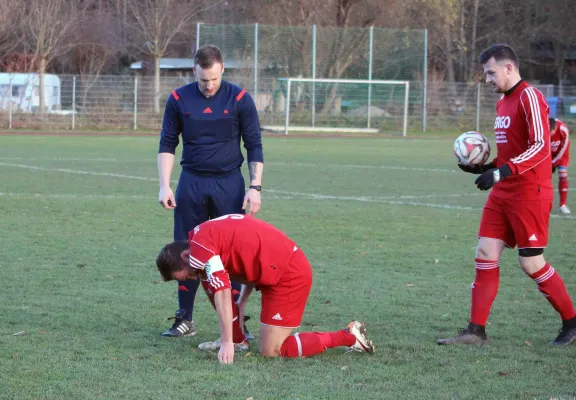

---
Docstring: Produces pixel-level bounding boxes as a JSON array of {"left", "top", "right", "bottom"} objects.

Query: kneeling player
[
  {"left": 155, "top": 214, "right": 375, "bottom": 364},
  {"left": 550, "top": 117, "right": 571, "bottom": 215}
]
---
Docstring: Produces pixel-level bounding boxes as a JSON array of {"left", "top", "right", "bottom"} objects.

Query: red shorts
[
  {"left": 478, "top": 195, "right": 552, "bottom": 249},
  {"left": 553, "top": 141, "right": 570, "bottom": 168},
  {"left": 259, "top": 248, "right": 312, "bottom": 328}
]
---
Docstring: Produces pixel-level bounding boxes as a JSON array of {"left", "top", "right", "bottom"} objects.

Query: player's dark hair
[
  {"left": 478, "top": 44, "right": 519, "bottom": 69},
  {"left": 156, "top": 240, "right": 189, "bottom": 281},
  {"left": 194, "top": 45, "right": 223, "bottom": 69},
  {"left": 549, "top": 117, "right": 557, "bottom": 131}
]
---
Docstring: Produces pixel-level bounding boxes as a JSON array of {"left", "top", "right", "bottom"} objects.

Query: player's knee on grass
[{"left": 258, "top": 340, "right": 282, "bottom": 357}]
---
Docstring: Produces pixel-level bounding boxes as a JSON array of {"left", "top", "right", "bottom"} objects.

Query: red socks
[
  {"left": 470, "top": 258, "right": 500, "bottom": 326},
  {"left": 280, "top": 330, "right": 357, "bottom": 358},
  {"left": 530, "top": 263, "right": 576, "bottom": 321},
  {"left": 559, "top": 173, "right": 569, "bottom": 206}
]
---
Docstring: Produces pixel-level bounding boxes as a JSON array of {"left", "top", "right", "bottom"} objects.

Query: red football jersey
[
  {"left": 551, "top": 119, "right": 570, "bottom": 164},
  {"left": 489, "top": 80, "right": 553, "bottom": 200},
  {"left": 187, "top": 214, "right": 298, "bottom": 293}
]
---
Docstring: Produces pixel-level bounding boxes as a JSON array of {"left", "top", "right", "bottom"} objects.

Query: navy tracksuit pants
[{"left": 174, "top": 167, "right": 245, "bottom": 321}]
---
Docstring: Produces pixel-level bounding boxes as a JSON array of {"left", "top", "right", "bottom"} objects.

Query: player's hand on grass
[
  {"left": 159, "top": 187, "right": 176, "bottom": 210},
  {"left": 218, "top": 342, "right": 235, "bottom": 364},
  {"left": 243, "top": 189, "right": 261, "bottom": 215}
]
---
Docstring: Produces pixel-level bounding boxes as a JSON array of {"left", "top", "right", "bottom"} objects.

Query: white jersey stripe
[
  {"left": 513, "top": 88, "right": 544, "bottom": 163},
  {"left": 511, "top": 87, "right": 547, "bottom": 168}
]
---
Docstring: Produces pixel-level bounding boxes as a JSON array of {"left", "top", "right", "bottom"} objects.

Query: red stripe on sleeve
[
  {"left": 236, "top": 89, "right": 246, "bottom": 101},
  {"left": 171, "top": 89, "right": 180, "bottom": 101}
]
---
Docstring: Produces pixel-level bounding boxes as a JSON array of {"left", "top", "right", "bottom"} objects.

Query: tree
[
  {"left": 0, "top": 0, "right": 21, "bottom": 58},
  {"left": 128, "top": 0, "right": 221, "bottom": 113},
  {"left": 23, "top": 0, "right": 85, "bottom": 113}
]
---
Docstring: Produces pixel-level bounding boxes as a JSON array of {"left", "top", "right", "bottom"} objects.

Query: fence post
[
  {"left": 367, "top": 26, "right": 374, "bottom": 129},
  {"left": 133, "top": 76, "right": 138, "bottom": 130},
  {"left": 253, "top": 23, "right": 258, "bottom": 99},
  {"left": 196, "top": 22, "right": 201, "bottom": 52},
  {"left": 72, "top": 76, "right": 76, "bottom": 130},
  {"left": 284, "top": 79, "right": 291, "bottom": 135},
  {"left": 476, "top": 82, "right": 481, "bottom": 132},
  {"left": 8, "top": 81, "right": 12, "bottom": 129},
  {"left": 422, "top": 29, "right": 428, "bottom": 132},
  {"left": 311, "top": 25, "right": 316, "bottom": 127}
]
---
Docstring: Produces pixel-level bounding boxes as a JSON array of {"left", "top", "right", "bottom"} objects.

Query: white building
[{"left": 0, "top": 73, "right": 61, "bottom": 113}]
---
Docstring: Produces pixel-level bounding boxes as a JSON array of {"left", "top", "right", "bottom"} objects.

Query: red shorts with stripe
[
  {"left": 259, "top": 248, "right": 312, "bottom": 328},
  {"left": 478, "top": 195, "right": 552, "bottom": 249}
]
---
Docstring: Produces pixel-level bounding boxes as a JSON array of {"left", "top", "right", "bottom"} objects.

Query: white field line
[
  {"left": 0, "top": 162, "right": 574, "bottom": 219},
  {"left": 0, "top": 157, "right": 456, "bottom": 172},
  {"left": 0, "top": 192, "right": 295, "bottom": 201}
]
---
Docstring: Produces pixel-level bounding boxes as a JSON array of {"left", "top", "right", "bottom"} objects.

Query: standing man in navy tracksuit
[{"left": 157, "top": 45, "right": 264, "bottom": 339}]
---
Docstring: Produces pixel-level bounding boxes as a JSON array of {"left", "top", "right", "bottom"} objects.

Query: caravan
[{"left": 0, "top": 73, "right": 61, "bottom": 113}]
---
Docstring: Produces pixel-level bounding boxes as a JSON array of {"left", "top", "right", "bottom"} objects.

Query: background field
[{"left": 0, "top": 133, "right": 575, "bottom": 400}]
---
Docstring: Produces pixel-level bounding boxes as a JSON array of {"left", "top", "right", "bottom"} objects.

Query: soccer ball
[{"left": 453, "top": 131, "right": 491, "bottom": 166}]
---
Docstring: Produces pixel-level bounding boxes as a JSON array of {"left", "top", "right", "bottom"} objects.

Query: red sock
[
  {"left": 530, "top": 263, "right": 576, "bottom": 320},
  {"left": 470, "top": 258, "right": 500, "bottom": 326},
  {"left": 201, "top": 280, "right": 245, "bottom": 343},
  {"left": 559, "top": 174, "right": 569, "bottom": 206},
  {"left": 280, "top": 330, "right": 356, "bottom": 358}
]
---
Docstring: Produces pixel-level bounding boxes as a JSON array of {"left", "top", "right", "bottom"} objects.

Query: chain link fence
[{"left": 0, "top": 23, "right": 574, "bottom": 133}]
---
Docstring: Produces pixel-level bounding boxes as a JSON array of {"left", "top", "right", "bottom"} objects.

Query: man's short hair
[
  {"left": 194, "top": 45, "right": 223, "bottom": 69},
  {"left": 549, "top": 117, "right": 557, "bottom": 131},
  {"left": 156, "top": 240, "right": 189, "bottom": 281},
  {"left": 478, "top": 44, "right": 519, "bottom": 69}
]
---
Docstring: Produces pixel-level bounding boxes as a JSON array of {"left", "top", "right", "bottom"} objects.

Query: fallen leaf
[
  {"left": 341, "top": 366, "right": 348, "bottom": 371},
  {"left": 325, "top": 300, "right": 332, "bottom": 305},
  {"left": 12, "top": 331, "right": 26, "bottom": 336},
  {"left": 434, "top": 259, "right": 439, "bottom": 264},
  {"left": 406, "top": 283, "right": 414, "bottom": 287},
  {"left": 524, "top": 341, "right": 532, "bottom": 347},
  {"left": 498, "top": 371, "right": 511, "bottom": 376},
  {"left": 244, "top": 352, "right": 252, "bottom": 357}
]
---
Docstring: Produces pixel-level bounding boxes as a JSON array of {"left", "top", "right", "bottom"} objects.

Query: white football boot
[
  {"left": 346, "top": 321, "right": 375, "bottom": 353},
  {"left": 198, "top": 337, "right": 250, "bottom": 351},
  {"left": 560, "top": 205, "right": 572, "bottom": 215}
]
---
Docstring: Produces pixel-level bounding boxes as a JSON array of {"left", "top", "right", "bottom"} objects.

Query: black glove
[
  {"left": 475, "top": 164, "right": 513, "bottom": 191},
  {"left": 552, "top": 166, "right": 557, "bottom": 174},
  {"left": 458, "top": 162, "right": 495, "bottom": 175}
]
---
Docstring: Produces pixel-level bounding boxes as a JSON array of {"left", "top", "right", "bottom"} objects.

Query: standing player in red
[
  {"left": 550, "top": 117, "right": 571, "bottom": 215},
  {"left": 440, "top": 44, "right": 576, "bottom": 346},
  {"left": 155, "top": 214, "right": 375, "bottom": 364}
]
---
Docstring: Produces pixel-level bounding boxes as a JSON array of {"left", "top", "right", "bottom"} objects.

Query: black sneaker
[
  {"left": 552, "top": 316, "right": 576, "bottom": 346},
  {"left": 161, "top": 309, "right": 196, "bottom": 337},
  {"left": 243, "top": 315, "right": 254, "bottom": 341},
  {"left": 438, "top": 323, "right": 488, "bottom": 345}
]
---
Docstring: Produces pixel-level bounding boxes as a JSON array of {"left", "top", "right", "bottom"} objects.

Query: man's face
[
  {"left": 171, "top": 268, "right": 198, "bottom": 281},
  {"left": 482, "top": 57, "right": 512, "bottom": 93},
  {"left": 194, "top": 63, "right": 224, "bottom": 98}
]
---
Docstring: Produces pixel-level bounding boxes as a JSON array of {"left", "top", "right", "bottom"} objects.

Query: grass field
[{"left": 0, "top": 133, "right": 575, "bottom": 400}]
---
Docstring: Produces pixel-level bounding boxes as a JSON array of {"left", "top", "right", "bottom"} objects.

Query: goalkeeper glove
[
  {"left": 475, "top": 164, "right": 513, "bottom": 191},
  {"left": 458, "top": 162, "right": 495, "bottom": 175}
]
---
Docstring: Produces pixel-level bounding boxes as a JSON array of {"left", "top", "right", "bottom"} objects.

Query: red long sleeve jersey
[
  {"left": 187, "top": 215, "right": 298, "bottom": 293},
  {"left": 490, "top": 80, "right": 553, "bottom": 200},
  {"left": 551, "top": 119, "right": 570, "bottom": 164}
]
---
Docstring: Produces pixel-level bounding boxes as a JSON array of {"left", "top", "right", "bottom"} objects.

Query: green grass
[{"left": 0, "top": 134, "right": 575, "bottom": 400}]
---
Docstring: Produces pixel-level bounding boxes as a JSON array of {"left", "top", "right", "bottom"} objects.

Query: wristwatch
[{"left": 249, "top": 185, "right": 262, "bottom": 192}]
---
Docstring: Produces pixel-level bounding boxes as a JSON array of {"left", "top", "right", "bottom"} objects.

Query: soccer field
[{"left": 1, "top": 133, "right": 575, "bottom": 400}]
